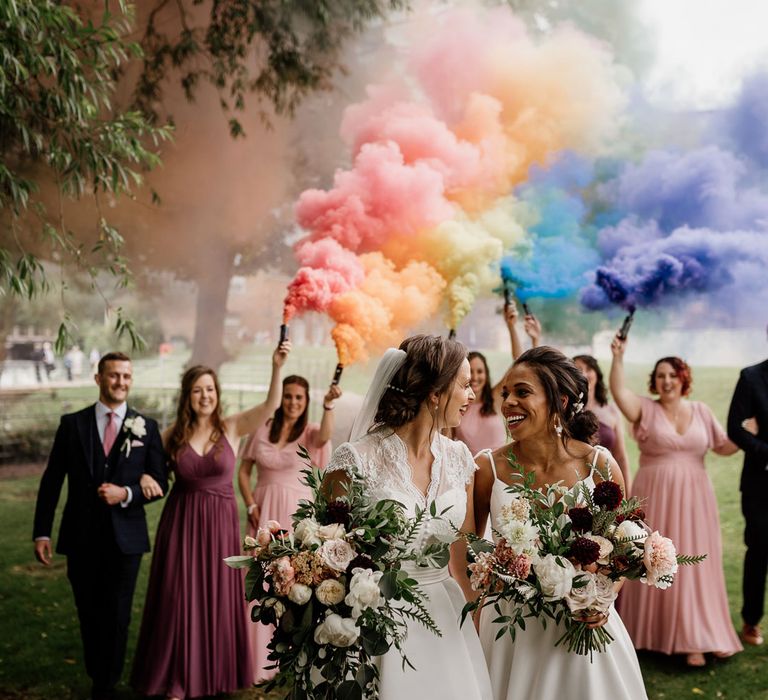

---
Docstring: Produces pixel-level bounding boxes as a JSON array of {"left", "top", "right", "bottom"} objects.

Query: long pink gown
[
  {"left": 619, "top": 397, "right": 743, "bottom": 655},
  {"left": 454, "top": 402, "right": 507, "bottom": 457},
  {"left": 131, "top": 437, "right": 253, "bottom": 698},
  {"left": 241, "top": 420, "right": 331, "bottom": 681}
]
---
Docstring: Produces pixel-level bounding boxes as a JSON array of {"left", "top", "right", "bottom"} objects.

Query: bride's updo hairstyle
[
  {"left": 514, "top": 346, "right": 599, "bottom": 445},
  {"left": 375, "top": 334, "right": 467, "bottom": 429}
]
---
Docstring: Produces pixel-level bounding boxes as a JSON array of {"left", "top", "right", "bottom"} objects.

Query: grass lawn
[{"left": 1, "top": 356, "right": 766, "bottom": 699}]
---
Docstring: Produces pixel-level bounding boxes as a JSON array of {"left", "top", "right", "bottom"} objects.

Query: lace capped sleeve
[
  {"left": 443, "top": 436, "right": 478, "bottom": 489},
  {"left": 325, "top": 442, "right": 362, "bottom": 476}
]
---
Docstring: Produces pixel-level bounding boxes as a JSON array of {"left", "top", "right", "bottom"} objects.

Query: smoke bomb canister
[
  {"left": 617, "top": 309, "right": 635, "bottom": 340},
  {"left": 279, "top": 324, "right": 289, "bottom": 344},
  {"left": 522, "top": 303, "right": 532, "bottom": 316},
  {"left": 332, "top": 363, "right": 344, "bottom": 385}
]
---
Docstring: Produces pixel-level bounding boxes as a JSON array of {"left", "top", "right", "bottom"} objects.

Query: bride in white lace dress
[
  {"left": 325, "top": 335, "right": 492, "bottom": 699},
  {"left": 473, "top": 347, "right": 647, "bottom": 700}
]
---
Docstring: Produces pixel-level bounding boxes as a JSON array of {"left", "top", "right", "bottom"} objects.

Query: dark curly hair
[
  {"left": 648, "top": 356, "right": 692, "bottom": 396},
  {"left": 375, "top": 335, "right": 468, "bottom": 429},
  {"left": 468, "top": 351, "right": 496, "bottom": 416},
  {"left": 514, "top": 346, "right": 599, "bottom": 445},
  {"left": 573, "top": 354, "right": 608, "bottom": 407}
]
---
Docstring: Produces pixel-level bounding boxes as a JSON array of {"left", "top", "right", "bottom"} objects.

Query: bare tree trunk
[{"left": 188, "top": 248, "right": 234, "bottom": 371}]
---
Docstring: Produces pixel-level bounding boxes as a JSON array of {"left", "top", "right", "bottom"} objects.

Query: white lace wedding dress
[
  {"left": 478, "top": 447, "right": 648, "bottom": 700},
  {"left": 327, "top": 427, "right": 493, "bottom": 699}
]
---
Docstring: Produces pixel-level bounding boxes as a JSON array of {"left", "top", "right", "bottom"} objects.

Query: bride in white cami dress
[
  {"left": 327, "top": 428, "right": 492, "bottom": 699},
  {"left": 476, "top": 445, "right": 648, "bottom": 700}
]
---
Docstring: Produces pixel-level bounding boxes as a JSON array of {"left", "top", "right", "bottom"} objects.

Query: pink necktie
[{"left": 103, "top": 412, "right": 117, "bottom": 455}]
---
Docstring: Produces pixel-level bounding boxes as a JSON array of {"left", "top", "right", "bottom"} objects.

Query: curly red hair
[{"left": 648, "top": 356, "right": 692, "bottom": 396}]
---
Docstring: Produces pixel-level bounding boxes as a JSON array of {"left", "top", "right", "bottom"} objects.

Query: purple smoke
[{"left": 581, "top": 225, "right": 768, "bottom": 311}]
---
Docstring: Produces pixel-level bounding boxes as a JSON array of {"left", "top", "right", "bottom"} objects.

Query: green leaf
[{"left": 336, "top": 680, "right": 364, "bottom": 700}]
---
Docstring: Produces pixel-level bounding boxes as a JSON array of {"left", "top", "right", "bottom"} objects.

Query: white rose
[
  {"left": 593, "top": 572, "right": 618, "bottom": 611},
  {"left": 318, "top": 539, "right": 356, "bottom": 572},
  {"left": 498, "top": 519, "right": 539, "bottom": 557},
  {"left": 584, "top": 534, "right": 614, "bottom": 565},
  {"left": 287, "top": 583, "right": 312, "bottom": 605},
  {"left": 243, "top": 535, "right": 258, "bottom": 550},
  {"left": 565, "top": 571, "right": 598, "bottom": 614},
  {"left": 616, "top": 520, "right": 647, "bottom": 549},
  {"left": 345, "top": 568, "right": 384, "bottom": 619},
  {"left": 314, "top": 612, "right": 360, "bottom": 647},
  {"left": 315, "top": 579, "right": 346, "bottom": 606},
  {"left": 294, "top": 518, "right": 321, "bottom": 547},
  {"left": 534, "top": 554, "right": 576, "bottom": 600},
  {"left": 423, "top": 518, "right": 455, "bottom": 546},
  {"left": 317, "top": 523, "right": 347, "bottom": 541}
]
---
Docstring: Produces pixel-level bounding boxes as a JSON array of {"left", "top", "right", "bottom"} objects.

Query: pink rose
[
  {"left": 318, "top": 539, "right": 355, "bottom": 572},
  {"left": 271, "top": 556, "right": 296, "bottom": 595},
  {"left": 642, "top": 531, "right": 678, "bottom": 589},
  {"left": 267, "top": 519, "right": 282, "bottom": 533},
  {"left": 256, "top": 528, "right": 272, "bottom": 547}
]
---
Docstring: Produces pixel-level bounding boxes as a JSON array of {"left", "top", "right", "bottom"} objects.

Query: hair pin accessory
[{"left": 386, "top": 384, "right": 405, "bottom": 393}]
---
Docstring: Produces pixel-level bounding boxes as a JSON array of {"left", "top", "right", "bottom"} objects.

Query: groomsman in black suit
[
  {"left": 33, "top": 352, "right": 167, "bottom": 700},
  {"left": 727, "top": 338, "right": 768, "bottom": 647}
]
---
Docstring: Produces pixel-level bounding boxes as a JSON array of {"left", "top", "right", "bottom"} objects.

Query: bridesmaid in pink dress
[
  {"left": 132, "top": 341, "right": 291, "bottom": 699},
  {"left": 610, "top": 334, "right": 743, "bottom": 667},
  {"left": 237, "top": 374, "right": 339, "bottom": 681},
  {"left": 455, "top": 304, "right": 539, "bottom": 457}
]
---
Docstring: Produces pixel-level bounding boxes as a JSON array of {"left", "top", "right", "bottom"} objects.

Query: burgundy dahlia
[
  {"left": 570, "top": 536, "right": 601, "bottom": 566},
  {"left": 346, "top": 554, "right": 376, "bottom": 574},
  {"left": 612, "top": 554, "right": 631, "bottom": 574},
  {"left": 568, "top": 506, "right": 593, "bottom": 532},
  {"left": 593, "top": 480, "right": 623, "bottom": 510},
  {"left": 326, "top": 499, "right": 352, "bottom": 526},
  {"left": 629, "top": 507, "right": 646, "bottom": 522}
]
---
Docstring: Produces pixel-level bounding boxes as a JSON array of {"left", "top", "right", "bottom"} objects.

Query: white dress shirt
[{"left": 95, "top": 401, "right": 132, "bottom": 506}]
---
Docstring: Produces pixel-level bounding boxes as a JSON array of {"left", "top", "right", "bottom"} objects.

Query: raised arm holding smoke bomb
[
  {"left": 609, "top": 333, "right": 743, "bottom": 666},
  {"left": 237, "top": 358, "right": 339, "bottom": 682},
  {"left": 523, "top": 311, "right": 542, "bottom": 350}
]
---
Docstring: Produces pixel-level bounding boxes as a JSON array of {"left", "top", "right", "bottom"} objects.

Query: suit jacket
[
  {"left": 32, "top": 404, "right": 168, "bottom": 555},
  {"left": 727, "top": 359, "right": 768, "bottom": 492}
]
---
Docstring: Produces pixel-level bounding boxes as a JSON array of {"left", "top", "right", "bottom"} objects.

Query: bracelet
[
  {"left": 323, "top": 404, "right": 334, "bottom": 411},
  {"left": 247, "top": 503, "right": 258, "bottom": 515}
]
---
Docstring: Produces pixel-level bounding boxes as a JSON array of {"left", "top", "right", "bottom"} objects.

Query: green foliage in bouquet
[
  {"left": 461, "top": 451, "right": 706, "bottom": 659},
  {"left": 226, "top": 447, "right": 452, "bottom": 699}
]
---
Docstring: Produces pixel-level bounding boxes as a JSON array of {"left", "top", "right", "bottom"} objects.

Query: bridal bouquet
[
  {"left": 462, "top": 456, "right": 705, "bottom": 658},
  {"left": 225, "top": 448, "right": 451, "bottom": 699}
]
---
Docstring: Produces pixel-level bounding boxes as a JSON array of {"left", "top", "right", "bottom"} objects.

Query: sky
[{"left": 640, "top": 0, "right": 768, "bottom": 109}]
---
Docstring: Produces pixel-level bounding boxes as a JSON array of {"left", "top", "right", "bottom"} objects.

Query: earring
[{"left": 555, "top": 418, "right": 563, "bottom": 437}]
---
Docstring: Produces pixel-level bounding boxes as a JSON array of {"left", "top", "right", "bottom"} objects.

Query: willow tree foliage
[
  {"left": 0, "top": 0, "right": 172, "bottom": 349},
  {"left": 136, "top": 0, "right": 408, "bottom": 137}
]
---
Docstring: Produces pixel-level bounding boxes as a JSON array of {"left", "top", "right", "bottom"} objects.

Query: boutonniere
[{"left": 121, "top": 415, "right": 147, "bottom": 457}]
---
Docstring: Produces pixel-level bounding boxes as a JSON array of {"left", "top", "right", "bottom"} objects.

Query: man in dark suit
[
  {"left": 727, "top": 346, "right": 768, "bottom": 647},
  {"left": 33, "top": 351, "right": 167, "bottom": 700}
]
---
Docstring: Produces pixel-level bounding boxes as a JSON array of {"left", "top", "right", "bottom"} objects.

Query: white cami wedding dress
[{"left": 477, "top": 446, "right": 648, "bottom": 700}]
